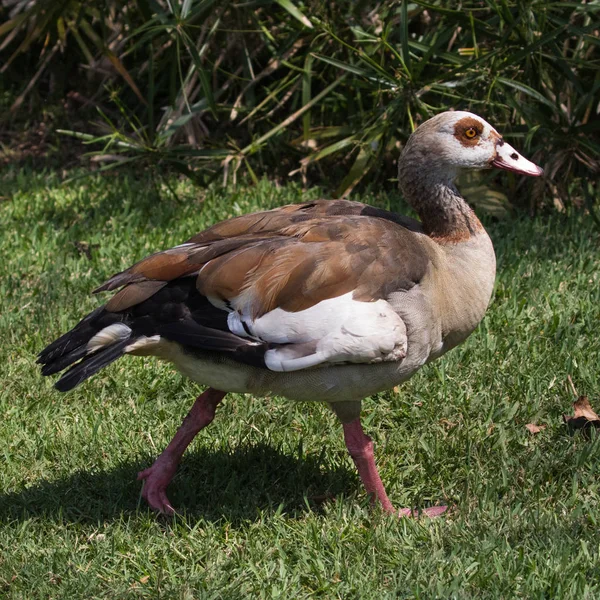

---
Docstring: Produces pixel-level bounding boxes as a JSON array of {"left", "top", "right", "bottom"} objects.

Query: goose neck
[{"left": 398, "top": 160, "right": 483, "bottom": 242}]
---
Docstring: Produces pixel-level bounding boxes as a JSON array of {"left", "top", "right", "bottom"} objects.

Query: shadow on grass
[
  {"left": 0, "top": 444, "right": 355, "bottom": 524},
  {"left": 1, "top": 168, "right": 190, "bottom": 236}
]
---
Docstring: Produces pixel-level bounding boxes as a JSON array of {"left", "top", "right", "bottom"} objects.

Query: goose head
[{"left": 399, "top": 111, "right": 543, "bottom": 182}]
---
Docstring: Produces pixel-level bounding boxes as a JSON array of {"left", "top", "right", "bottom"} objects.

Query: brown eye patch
[{"left": 454, "top": 117, "right": 483, "bottom": 147}]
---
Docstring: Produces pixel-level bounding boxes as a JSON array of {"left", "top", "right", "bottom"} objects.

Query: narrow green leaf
[
  {"left": 496, "top": 77, "right": 556, "bottom": 109},
  {"left": 302, "top": 54, "right": 313, "bottom": 140},
  {"left": 56, "top": 17, "right": 67, "bottom": 44},
  {"left": 169, "top": 148, "right": 230, "bottom": 158},
  {"left": 181, "top": 0, "right": 193, "bottom": 19},
  {"left": 302, "top": 136, "right": 355, "bottom": 165},
  {"left": 547, "top": 2, "right": 600, "bottom": 11},
  {"left": 69, "top": 28, "right": 96, "bottom": 66},
  {"left": 56, "top": 130, "right": 97, "bottom": 142},
  {"left": 241, "top": 75, "right": 347, "bottom": 155},
  {"left": 400, "top": 0, "right": 411, "bottom": 75},
  {"left": 158, "top": 102, "right": 209, "bottom": 142},
  {"left": 407, "top": 40, "right": 464, "bottom": 65},
  {"left": 411, "top": 0, "right": 490, "bottom": 27},
  {"left": 238, "top": 73, "right": 299, "bottom": 125},
  {"left": 182, "top": 35, "right": 218, "bottom": 119},
  {"left": 147, "top": 44, "right": 155, "bottom": 134},
  {"left": 311, "top": 54, "right": 374, "bottom": 78},
  {"left": 335, "top": 146, "right": 374, "bottom": 198},
  {"left": 242, "top": 156, "right": 260, "bottom": 186},
  {"left": 0, "top": 13, "right": 28, "bottom": 38},
  {"left": 61, "top": 156, "right": 142, "bottom": 184},
  {"left": 311, "top": 53, "right": 396, "bottom": 87},
  {"left": 503, "top": 25, "right": 568, "bottom": 66},
  {"left": 299, "top": 126, "right": 353, "bottom": 141},
  {"left": 274, "top": 0, "right": 313, "bottom": 29}
]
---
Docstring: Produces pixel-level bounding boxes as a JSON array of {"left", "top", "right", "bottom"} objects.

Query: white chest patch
[{"left": 226, "top": 292, "right": 407, "bottom": 372}]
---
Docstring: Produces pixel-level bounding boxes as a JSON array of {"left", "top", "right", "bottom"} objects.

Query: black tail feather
[
  {"left": 55, "top": 339, "right": 132, "bottom": 392},
  {"left": 39, "top": 277, "right": 269, "bottom": 392},
  {"left": 38, "top": 306, "right": 130, "bottom": 391},
  {"left": 37, "top": 307, "right": 106, "bottom": 365},
  {"left": 40, "top": 344, "right": 89, "bottom": 376}
]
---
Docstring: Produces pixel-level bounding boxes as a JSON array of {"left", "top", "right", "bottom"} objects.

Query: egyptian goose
[{"left": 38, "top": 111, "right": 543, "bottom": 516}]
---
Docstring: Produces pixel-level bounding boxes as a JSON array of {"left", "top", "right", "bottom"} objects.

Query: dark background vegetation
[{"left": 1, "top": 0, "right": 599, "bottom": 212}]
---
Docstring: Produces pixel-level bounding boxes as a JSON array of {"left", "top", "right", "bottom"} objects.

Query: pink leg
[
  {"left": 343, "top": 417, "right": 447, "bottom": 518},
  {"left": 137, "top": 388, "right": 226, "bottom": 514}
]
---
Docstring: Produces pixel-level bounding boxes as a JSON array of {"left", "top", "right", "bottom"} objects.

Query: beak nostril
[{"left": 490, "top": 134, "right": 542, "bottom": 176}]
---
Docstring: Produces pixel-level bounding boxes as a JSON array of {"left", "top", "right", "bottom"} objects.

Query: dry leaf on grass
[
  {"left": 525, "top": 423, "right": 546, "bottom": 434},
  {"left": 563, "top": 396, "right": 600, "bottom": 435}
]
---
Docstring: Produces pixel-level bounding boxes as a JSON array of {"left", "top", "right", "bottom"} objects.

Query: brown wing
[
  {"left": 185, "top": 198, "right": 422, "bottom": 244},
  {"left": 95, "top": 200, "right": 428, "bottom": 315}
]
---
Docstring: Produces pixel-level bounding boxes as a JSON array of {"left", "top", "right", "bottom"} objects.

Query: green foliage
[
  {"left": 1, "top": 1, "right": 599, "bottom": 206},
  {"left": 0, "top": 0, "right": 146, "bottom": 110},
  {"left": 1, "top": 169, "right": 600, "bottom": 597}
]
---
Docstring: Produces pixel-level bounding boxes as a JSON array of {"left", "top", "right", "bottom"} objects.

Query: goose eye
[{"left": 464, "top": 128, "right": 478, "bottom": 139}]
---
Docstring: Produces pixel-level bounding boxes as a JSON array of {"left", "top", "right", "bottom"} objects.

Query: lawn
[{"left": 1, "top": 168, "right": 599, "bottom": 599}]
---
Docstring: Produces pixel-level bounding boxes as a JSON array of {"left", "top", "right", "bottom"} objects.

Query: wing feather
[{"left": 90, "top": 200, "right": 430, "bottom": 370}]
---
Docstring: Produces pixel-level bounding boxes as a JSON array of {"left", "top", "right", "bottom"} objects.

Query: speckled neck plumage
[{"left": 398, "top": 144, "right": 483, "bottom": 242}]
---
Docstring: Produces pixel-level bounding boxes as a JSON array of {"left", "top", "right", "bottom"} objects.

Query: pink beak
[{"left": 491, "top": 140, "right": 543, "bottom": 177}]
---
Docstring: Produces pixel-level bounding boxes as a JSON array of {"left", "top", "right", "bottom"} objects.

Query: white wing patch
[
  {"left": 226, "top": 291, "right": 407, "bottom": 372},
  {"left": 124, "top": 335, "right": 161, "bottom": 354},
  {"left": 87, "top": 323, "right": 131, "bottom": 353}
]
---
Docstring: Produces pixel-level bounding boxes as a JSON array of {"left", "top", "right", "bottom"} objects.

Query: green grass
[{"left": 1, "top": 168, "right": 600, "bottom": 599}]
